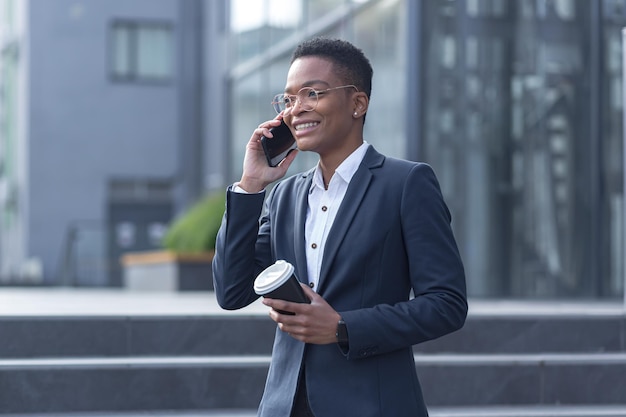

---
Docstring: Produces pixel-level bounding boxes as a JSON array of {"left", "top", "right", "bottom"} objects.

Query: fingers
[
  {"left": 271, "top": 309, "right": 307, "bottom": 341},
  {"left": 240, "top": 114, "right": 292, "bottom": 192},
  {"left": 250, "top": 127, "right": 271, "bottom": 144},
  {"left": 262, "top": 292, "right": 340, "bottom": 345},
  {"left": 254, "top": 117, "right": 283, "bottom": 139},
  {"left": 257, "top": 116, "right": 282, "bottom": 129},
  {"left": 262, "top": 297, "right": 301, "bottom": 315},
  {"left": 261, "top": 285, "right": 315, "bottom": 315},
  {"left": 248, "top": 118, "right": 285, "bottom": 157}
]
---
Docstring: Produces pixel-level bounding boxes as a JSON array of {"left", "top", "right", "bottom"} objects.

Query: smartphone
[{"left": 260, "top": 120, "right": 297, "bottom": 167}]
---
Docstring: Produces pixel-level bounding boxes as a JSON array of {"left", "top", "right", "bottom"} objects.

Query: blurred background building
[{"left": 0, "top": 0, "right": 624, "bottom": 300}]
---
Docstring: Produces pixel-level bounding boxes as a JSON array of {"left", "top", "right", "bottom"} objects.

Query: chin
[{"left": 294, "top": 138, "right": 315, "bottom": 152}]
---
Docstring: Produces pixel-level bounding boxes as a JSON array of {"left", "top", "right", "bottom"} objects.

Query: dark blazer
[{"left": 213, "top": 146, "right": 467, "bottom": 417}]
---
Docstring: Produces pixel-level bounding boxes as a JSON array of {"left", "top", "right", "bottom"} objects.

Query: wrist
[{"left": 238, "top": 176, "right": 266, "bottom": 193}]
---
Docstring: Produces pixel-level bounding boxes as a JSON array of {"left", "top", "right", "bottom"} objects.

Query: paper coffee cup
[{"left": 254, "top": 260, "right": 310, "bottom": 313}]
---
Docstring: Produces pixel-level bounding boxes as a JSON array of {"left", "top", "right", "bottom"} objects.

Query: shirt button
[
  {"left": 309, "top": 282, "right": 315, "bottom": 288},
  {"left": 311, "top": 243, "right": 317, "bottom": 249},
  {"left": 321, "top": 206, "right": 328, "bottom": 212}
]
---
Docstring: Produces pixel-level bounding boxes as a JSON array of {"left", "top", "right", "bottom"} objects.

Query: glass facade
[
  {"left": 0, "top": 0, "right": 18, "bottom": 230},
  {"left": 0, "top": 0, "right": 25, "bottom": 281},
  {"left": 229, "top": 0, "right": 624, "bottom": 299},
  {"left": 419, "top": 0, "right": 624, "bottom": 299}
]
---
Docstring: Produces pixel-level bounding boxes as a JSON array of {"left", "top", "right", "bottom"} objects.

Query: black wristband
[{"left": 336, "top": 319, "right": 349, "bottom": 349}]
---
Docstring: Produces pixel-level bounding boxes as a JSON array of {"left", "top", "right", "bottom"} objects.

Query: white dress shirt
[
  {"left": 233, "top": 142, "right": 370, "bottom": 292},
  {"left": 305, "top": 142, "right": 369, "bottom": 291}
]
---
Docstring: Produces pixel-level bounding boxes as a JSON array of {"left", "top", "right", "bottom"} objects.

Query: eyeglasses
[{"left": 272, "top": 85, "right": 358, "bottom": 114}]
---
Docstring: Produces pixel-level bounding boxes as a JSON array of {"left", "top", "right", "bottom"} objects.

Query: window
[{"left": 110, "top": 20, "right": 173, "bottom": 82}]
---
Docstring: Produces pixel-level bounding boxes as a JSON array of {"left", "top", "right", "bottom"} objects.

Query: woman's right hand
[{"left": 238, "top": 116, "right": 298, "bottom": 193}]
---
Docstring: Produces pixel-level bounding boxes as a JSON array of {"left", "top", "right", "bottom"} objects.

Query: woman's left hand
[{"left": 262, "top": 284, "right": 342, "bottom": 345}]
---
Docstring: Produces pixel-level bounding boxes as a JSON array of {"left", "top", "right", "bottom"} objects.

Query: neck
[{"left": 318, "top": 141, "right": 363, "bottom": 186}]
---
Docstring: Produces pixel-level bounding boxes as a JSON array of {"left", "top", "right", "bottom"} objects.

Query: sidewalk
[
  {"left": 0, "top": 287, "right": 622, "bottom": 317},
  {"left": 0, "top": 288, "right": 267, "bottom": 317}
]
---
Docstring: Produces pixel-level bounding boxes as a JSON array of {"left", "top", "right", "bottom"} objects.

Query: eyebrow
[{"left": 284, "top": 79, "right": 331, "bottom": 93}]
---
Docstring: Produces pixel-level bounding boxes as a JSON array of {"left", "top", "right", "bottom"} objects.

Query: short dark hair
[{"left": 291, "top": 37, "right": 373, "bottom": 100}]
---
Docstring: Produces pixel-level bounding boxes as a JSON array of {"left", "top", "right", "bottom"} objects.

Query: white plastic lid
[{"left": 254, "top": 260, "right": 295, "bottom": 295}]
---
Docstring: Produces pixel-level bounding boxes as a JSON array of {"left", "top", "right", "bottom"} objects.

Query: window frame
[{"left": 108, "top": 19, "right": 174, "bottom": 85}]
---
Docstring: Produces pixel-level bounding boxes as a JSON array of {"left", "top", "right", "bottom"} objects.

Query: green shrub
[{"left": 162, "top": 191, "right": 226, "bottom": 253}]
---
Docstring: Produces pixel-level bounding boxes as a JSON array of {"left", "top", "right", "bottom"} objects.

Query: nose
[
  {"left": 289, "top": 98, "right": 306, "bottom": 115},
  {"left": 291, "top": 95, "right": 315, "bottom": 115}
]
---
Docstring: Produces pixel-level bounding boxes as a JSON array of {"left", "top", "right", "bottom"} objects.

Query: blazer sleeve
[
  {"left": 212, "top": 186, "right": 274, "bottom": 310},
  {"left": 340, "top": 164, "right": 468, "bottom": 359}
]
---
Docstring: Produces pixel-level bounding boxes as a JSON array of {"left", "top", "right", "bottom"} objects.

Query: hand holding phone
[{"left": 260, "top": 120, "right": 297, "bottom": 167}]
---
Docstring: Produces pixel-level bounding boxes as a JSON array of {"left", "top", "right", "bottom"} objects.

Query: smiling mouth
[{"left": 294, "top": 122, "right": 319, "bottom": 131}]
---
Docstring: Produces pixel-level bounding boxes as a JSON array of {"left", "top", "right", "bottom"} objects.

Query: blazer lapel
[
  {"left": 317, "top": 147, "right": 385, "bottom": 291},
  {"left": 293, "top": 170, "right": 313, "bottom": 284}
]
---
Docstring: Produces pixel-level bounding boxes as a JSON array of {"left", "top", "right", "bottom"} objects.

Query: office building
[{"left": 0, "top": 0, "right": 624, "bottom": 300}]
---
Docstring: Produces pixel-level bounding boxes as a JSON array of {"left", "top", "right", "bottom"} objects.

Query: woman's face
[{"left": 282, "top": 56, "right": 360, "bottom": 157}]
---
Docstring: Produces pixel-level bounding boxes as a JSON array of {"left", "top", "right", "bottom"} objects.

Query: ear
[{"left": 352, "top": 92, "right": 369, "bottom": 118}]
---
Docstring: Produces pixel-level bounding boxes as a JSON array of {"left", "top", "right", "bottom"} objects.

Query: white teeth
[{"left": 295, "top": 122, "right": 318, "bottom": 131}]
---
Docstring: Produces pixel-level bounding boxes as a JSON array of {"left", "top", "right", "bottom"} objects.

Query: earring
[{"left": 353, "top": 112, "right": 358, "bottom": 117}]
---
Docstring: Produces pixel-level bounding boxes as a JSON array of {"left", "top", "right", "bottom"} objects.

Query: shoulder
[
  {"left": 383, "top": 156, "right": 428, "bottom": 172},
  {"left": 266, "top": 168, "right": 314, "bottom": 201},
  {"left": 368, "top": 149, "right": 435, "bottom": 180}
]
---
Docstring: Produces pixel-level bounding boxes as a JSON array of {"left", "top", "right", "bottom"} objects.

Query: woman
[{"left": 212, "top": 37, "right": 467, "bottom": 417}]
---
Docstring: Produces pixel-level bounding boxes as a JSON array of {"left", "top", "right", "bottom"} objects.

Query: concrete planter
[{"left": 121, "top": 250, "right": 214, "bottom": 291}]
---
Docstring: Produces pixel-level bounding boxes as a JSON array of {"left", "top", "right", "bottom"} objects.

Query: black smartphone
[{"left": 260, "top": 120, "right": 297, "bottom": 167}]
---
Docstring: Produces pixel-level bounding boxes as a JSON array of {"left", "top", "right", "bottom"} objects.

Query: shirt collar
[{"left": 311, "top": 142, "right": 370, "bottom": 192}]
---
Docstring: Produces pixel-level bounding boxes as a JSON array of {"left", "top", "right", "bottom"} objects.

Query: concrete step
[
  {"left": 0, "top": 316, "right": 276, "bottom": 358},
  {"left": 1, "top": 353, "right": 625, "bottom": 413},
  {"left": 0, "top": 412, "right": 257, "bottom": 417},
  {"left": 0, "top": 356, "right": 268, "bottom": 414},
  {"left": 5, "top": 406, "right": 626, "bottom": 417},
  {"left": 416, "top": 313, "right": 626, "bottom": 354},
  {"left": 416, "top": 353, "right": 626, "bottom": 406},
  {"left": 1, "top": 290, "right": 624, "bottom": 414},
  {"left": 1, "top": 310, "right": 624, "bottom": 358},
  {"left": 0, "top": 290, "right": 624, "bottom": 357},
  {"left": 430, "top": 406, "right": 626, "bottom": 416}
]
